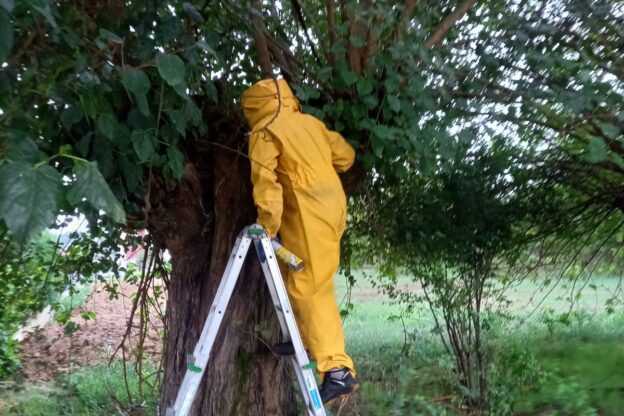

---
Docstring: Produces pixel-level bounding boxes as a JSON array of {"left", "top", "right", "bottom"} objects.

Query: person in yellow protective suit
[{"left": 242, "top": 78, "right": 358, "bottom": 405}]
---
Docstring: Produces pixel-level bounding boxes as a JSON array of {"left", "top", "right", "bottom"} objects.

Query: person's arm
[
  {"left": 326, "top": 129, "right": 356, "bottom": 173},
  {"left": 248, "top": 132, "right": 283, "bottom": 238}
]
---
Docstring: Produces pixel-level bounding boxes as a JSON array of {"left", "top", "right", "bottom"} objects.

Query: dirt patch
[{"left": 18, "top": 282, "right": 165, "bottom": 381}]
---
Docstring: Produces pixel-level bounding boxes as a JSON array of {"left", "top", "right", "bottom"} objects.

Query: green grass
[
  {"left": 334, "top": 272, "right": 624, "bottom": 415},
  {"left": 0, "top": 361, "right": 158, "bottom": 416},
  {"left": 2, "top": 272, "right": 623, "bottom": 415}
]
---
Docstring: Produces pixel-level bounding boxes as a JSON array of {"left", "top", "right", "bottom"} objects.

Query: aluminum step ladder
[{"left": 165, "top": 225, "right": 326, "bottom": 416}]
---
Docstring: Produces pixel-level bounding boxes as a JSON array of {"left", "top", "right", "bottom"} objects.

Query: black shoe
[
  {"left": 319, "top": 368, "right": 358, "bottom": 405},
  {"left": 271, "top": 341, "right": 295, "bottom": 356}
]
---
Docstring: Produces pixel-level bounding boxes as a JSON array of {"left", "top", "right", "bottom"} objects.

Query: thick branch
[
  {"left": 338, "top": 0, "right": 361, "bottom": 73},
  {"left": 266, "top": 37, "right": 296, "bottom": 81},
  {"left": 250, "top": 0, "right": 273, "bottom": 78},
  {"left": 401, "top": 0, "right": 418, "bottom": 27},
  {"left": 362, "top": 12, "right": 381, "bottom": 70},
  {"left": 424, "top": 0, "right": 478, "bottom": 48},
  {"left": 326, "top": 0, "right": 337, "bottom": 65}
]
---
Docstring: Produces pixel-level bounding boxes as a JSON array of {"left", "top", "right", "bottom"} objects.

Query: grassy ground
[
  {"left": 1, "top": 273, "right": 622, "bottom": 415},
  {"left": 0, "top": 362, "right": 158, "bottom": 415},
  {"left": 334, "top": 272, "right": 624, "bottom": 415}
]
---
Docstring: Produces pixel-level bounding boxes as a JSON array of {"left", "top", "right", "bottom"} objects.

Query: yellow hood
[{"left": 241, "top": 79, "right": 300, "bottom": 129}]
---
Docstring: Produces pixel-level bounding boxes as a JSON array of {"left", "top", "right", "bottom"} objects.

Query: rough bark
[{"left": 152, "top": 112, "right": 298, "bottom": 415}]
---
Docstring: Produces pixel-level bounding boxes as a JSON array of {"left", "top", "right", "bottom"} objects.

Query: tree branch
[
  {"left": 326, "top": 0, "right": 337, "bottom": 65},
  {"left": 266, "top": 36, "right": 297, "bottom": 81},
  {"left": 291, "top": 0, "right": 322, "bottom": 67},
  {"left": 250, "top": 0, "right": 273, "bottom": 78},
  {"left": 424, "top": 0, "right": 478, "bottom": 49},
  {"left": 362, "top": 11, "right": 382, "bottom": 71},
  {"left": 401, "top": 0, "right": 418, "bottom": 31}
]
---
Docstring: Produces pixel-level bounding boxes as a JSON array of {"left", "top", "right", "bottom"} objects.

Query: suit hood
[{"left": 241, "top": 79, "right": 300, "bottom": 129}]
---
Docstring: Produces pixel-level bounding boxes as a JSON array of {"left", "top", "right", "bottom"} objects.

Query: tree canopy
[{"left": 1, "top": 0, "right": 623, "bottom": 413}]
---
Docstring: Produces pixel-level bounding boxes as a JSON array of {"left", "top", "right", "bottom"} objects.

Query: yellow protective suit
[{"left": 242, "top": 79, "right": 356, "bottom": 377}]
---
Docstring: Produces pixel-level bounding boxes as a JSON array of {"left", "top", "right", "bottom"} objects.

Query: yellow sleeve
[
  {"left": 248, "top": 132, "right": 283, "bottom": 238},
  {"left": 326, "top": 129, "right": 356, "bottom": 173}
]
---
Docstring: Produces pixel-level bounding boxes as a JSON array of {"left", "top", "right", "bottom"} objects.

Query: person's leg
[
  {"left": 282, "top": 232, "right": 355, "bottom": 377},
  {"left": 279, "top": 191, "right": 356, "bottom": 379}
]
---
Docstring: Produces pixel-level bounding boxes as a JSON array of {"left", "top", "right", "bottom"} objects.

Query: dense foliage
[
  {"left": 0, "top": 220, "right": 131, "bottom": 377},
  {"left": 1, "top": 0, "right": 623, "bottom": 413}
]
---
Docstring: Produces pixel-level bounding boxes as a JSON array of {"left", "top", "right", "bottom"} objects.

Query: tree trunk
[{"left": 150, "top": 128, "right": 298, "bottom": 415}]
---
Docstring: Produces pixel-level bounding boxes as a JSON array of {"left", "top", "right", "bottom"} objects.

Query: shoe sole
[{"left": 323, "top": 382, "right": 361, "bottom": 408}]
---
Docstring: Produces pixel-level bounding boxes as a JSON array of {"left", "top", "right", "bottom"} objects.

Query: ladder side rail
[
  {"left": 254, "top": 240, "right": 314, "bottom": 415},
  {"left": 169, "top": 233, "right": 253, "bottom": 416},
  {"left": 193, "top": 233, "right": 252, "bottom": 358},
  {"left": 258, "top": 236, "right": 326, "bottom": 416},
  {"left": 253, "top": 240, "right": 291, "bottom": 336},
  {"left": 191, "top": 232, "right": 246, "bottom": 348}
]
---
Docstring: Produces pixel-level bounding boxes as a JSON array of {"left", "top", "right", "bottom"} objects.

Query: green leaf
[
  {"left": 122, "top": 68, "right": 151, "bottom": 115},
  {"left": 356, "top": 78, "right": 373, "bottom": 96},
  {"left": 80, "top": 311, "right": 96, "bottom": 321},
  {"left": 136, "top": 94, "right": 150, "bottom": 116},
  {"left": 387, "top": 95, "right": 401, "bottom": 113},
  {"left": 184, "top": 100, "right": 202, "bottom": 125},
  {"left": 76, "top": 133, "right": 92, "bottom": 157},
  {"left": 156, "top": 53, "right": 186, "bottom": 86},
  {"left": 611, "top": 153, "right": 624, "bottom": 171},
  {"left": 73, "top": 161, "right": 126, "bottom": 224},
  {"left": 166, "top": 146, "right": 184, "bottom": 179},
  {"left": 119, "top": 156, "right": 142, "bottom": 194},
  {"left": 96, "top": 113, "right": 119, "bottom": 142},
  {"left": 340, "top": 69, "right": 357, "bottom": 86},
  {"left": 183, "top": 2, "right": 204, "bottom": 23},
  {"left": 58, "top": 144, "right": 72, "bottom": 156},
  {"left": 98, "top": 29, "right": 123, "bottom": 45},
  {"left": 173, "top": 81, "right": 189, "bottom": 99},
  {"left": 6, "top": 134, "right": 41, "bottom": 163},
  {"left": 204, "top": 81, "right": 218, "bottom": 102},
  {"left": 0, "top": 9, "right": 13, "bottom": 62},
  {"left": 169, "top": 109, "right": 188, "bottom": 136},
  {"left": 26, "top": 0, "right": 57, "bottom": 28},
  {"left": 0, "top": 162, "right": 61, "bottom": 245},
  {"left": 0, "top": 71, "right": 11, "bottom": 96},
  {"left": 372, "top": 137, "right": 384, "bottom": 158},
  {"left": 0, "top": 0, "right": 15, "bottom": 12},
  {"left": 583, "top": 136, "right": 608, "bottom": 164},
  {"left": 131, "top": 130, "right": 154, "bottom": 162},
  {"left": 197, "top": 40, "right": 217, "bottom": 57},
  {"left": 598, "top": 122, "right": 620, "bottom": 139},
  {"left": 60, "top": 104, "right": 84, "bottom": 129},
  {"left": 122, "top": 67, "right": 150, "bottom": 96}
]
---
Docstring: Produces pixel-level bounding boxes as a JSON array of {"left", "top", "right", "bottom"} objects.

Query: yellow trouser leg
[
  {"left": 276, "top": 176, "right": 356, "bottom": 380},
  {"left": 280, "top": 209, "right": 355, "bottom": 378}
]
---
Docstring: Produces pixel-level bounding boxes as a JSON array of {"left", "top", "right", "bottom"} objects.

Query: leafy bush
[
  {"left": 0, "top": 220, "right": 134, "bottom": 377},
  {"left": 0, "top": 230, "right": 64, "bottom": 376},
  {"left": 0, "top": 361, "right": 158, "bottom": 415},
  {"left": 354, "top": 368, "right": 452, "bottom": 416},
  {"left": 488, "top": 344, "right": 549, "bottom": 415}
]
